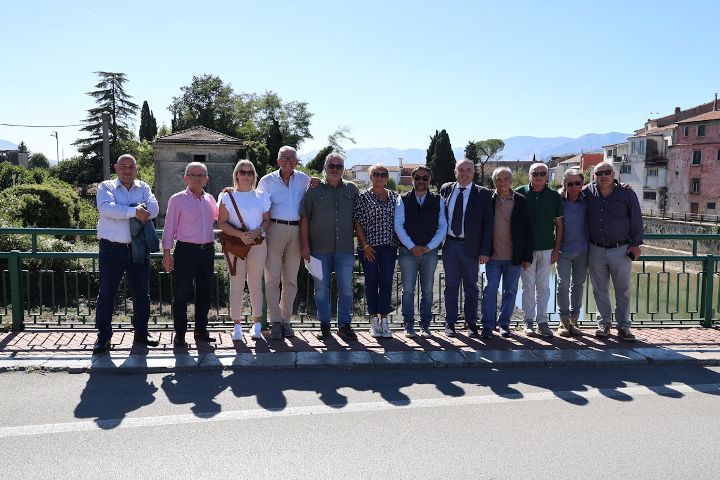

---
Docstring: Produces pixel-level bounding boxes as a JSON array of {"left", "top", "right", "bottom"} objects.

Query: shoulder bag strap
[{"left": 227, "top": 191, "right": 247, "bottom": 230}]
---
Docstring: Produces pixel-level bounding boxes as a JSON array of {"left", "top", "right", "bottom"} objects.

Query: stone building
[{"left": 153, "top": 126, "right": 246, "bottom": 225}]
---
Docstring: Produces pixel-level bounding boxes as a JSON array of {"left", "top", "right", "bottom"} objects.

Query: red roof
[{"left": 677, "top": 110, "right": 720, "bottom": 124}]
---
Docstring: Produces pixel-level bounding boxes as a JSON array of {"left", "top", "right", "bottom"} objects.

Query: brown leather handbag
[{"left": 219, "top": 191, "right": 264, "bottom": 275}]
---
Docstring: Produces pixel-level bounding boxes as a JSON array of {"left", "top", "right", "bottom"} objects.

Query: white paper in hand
[{"left": 304, "top": 256, "right": 323, "bottom": 280}]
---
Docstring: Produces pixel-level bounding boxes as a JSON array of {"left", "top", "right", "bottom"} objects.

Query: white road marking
[{"left": 1, "top": 383, "right": 718, "bottom": 438}]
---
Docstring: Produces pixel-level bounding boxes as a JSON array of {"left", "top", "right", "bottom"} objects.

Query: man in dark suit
[{"left": 439, "top": 158, "right": 494, "bottom": 336}]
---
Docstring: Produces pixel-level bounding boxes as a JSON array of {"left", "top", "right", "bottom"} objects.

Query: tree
[
  {"left": 51, "top": 155, "right": 102, "bottom": 187},
  {"left": 242, "top": 141, "right": 271, "bottom": 178},
  {"left": 307, "top": 145, "right": 333, "bottom": 173},
  {"left": 464, "top": 140, "right": 480, "bottom": 181},
  {"left": 73, "top": 71, "right": 139, "bottom": 177},
  {"left": 427, "top": 129, "right": 456, "bottom": 189},
  {"left": 327, "top": 126, "right": 356, "bottom": 155},
  {"left": 17, "top": 141, "right": 28, "bottom": 153},
  {"left": 265, "top": 118, "right": 284, "bottom": 166},
  {"left": 169, "top": 74, "right": 240, "bottom": 136},
  {"left": 238, "top": 91, "right": 313, "bottom": 148},
  {"left": 475, "top": 139, "right": 505, "bottom": 186},
  {"left": 157, "top": 123, "right": 171, "bottom": 138},
  {"left": 29, "top": 152, "right": 50, "bottom": 169},
  {"left": 139, "top": 100, "right": 158, "bottom": 141}
]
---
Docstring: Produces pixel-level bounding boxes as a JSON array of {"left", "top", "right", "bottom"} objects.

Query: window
[
  {"left": 630, "top": 140, "right": 644, "bottom": 154},
  {"left": 647, "top": 169, "right": 658, "bottom": 177},
  {"left": 697, "top": 125, "right": 706, "bottom": 137},
  {"left": 691, "top": 178, "right": 700, "bottom": 194},
  {"left": 643, "top": 191, "right": 657, "bottom": 200},
  {"left": 708, "top": 203, "right": 717, "bottom": 210},
  {"left": 717, "top": 149, "right": 720, "bottom": 161},
  {"left": 683, "top": 126, "right": 689, "bottom": 136},
  {"left": 193, "top": 154, "right": 207, "bottom": 162},
  {"left": 620, "top": 164, "right": 631, "bottom": 174},
  {"left": 692, "top": 150, "right": 702, "bottom": 164}
]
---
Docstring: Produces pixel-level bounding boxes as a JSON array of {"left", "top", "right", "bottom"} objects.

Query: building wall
[{"left": 154, "top": 144, "right": 241, "bottom": 225}]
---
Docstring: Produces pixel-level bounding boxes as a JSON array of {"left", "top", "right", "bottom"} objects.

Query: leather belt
[
  {"left": 446, "top": 235, "right": 464, "bottom": 242},
  {"left": 589, "top": 239, "right": 629, "bottom": 249},
  {"left": 99, "top": 238, "right": 130, "bottom": 248},
  {"left": 177, "top": 241, "right": 215, "bottom": 250},
  {"left": 271, "top": 219, "right": 300, "bottom": 226}
]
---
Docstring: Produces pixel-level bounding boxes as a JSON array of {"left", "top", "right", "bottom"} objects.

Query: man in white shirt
[
  {"left": 93, "top": 154, "right": 159, "bottom": 353},
  {"left": 256, "top": 146, "right": 310, "bottom": 340}
]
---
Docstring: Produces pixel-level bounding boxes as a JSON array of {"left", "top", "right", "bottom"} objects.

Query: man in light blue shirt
[
  {"left": 394, "top": 166, "right": 447, "bottom": 338},
  {"left": 257, "top": 146, "right": 310, "bottom": 339}
]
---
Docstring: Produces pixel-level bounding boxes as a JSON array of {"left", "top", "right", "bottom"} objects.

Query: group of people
[{"left": 91, "top": 148, "right": 643, "bottom": 354}]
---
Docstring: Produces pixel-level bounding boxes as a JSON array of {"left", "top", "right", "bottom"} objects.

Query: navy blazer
[{"left": 439, "top": 182, "right": 494, "bottom": 258}]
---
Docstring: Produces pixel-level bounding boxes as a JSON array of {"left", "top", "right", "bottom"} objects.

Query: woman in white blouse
[{"left": 218, "top": 160, "right": 271, "bottom": 341}]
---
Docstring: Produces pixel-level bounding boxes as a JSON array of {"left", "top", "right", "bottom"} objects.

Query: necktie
[{"left": 451, "top": 187, "right": 466, "bottom": 237}]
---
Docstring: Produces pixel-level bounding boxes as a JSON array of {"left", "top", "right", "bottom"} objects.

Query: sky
[{"left": 2, "top": 0, "right": 719, "bottom": 163}]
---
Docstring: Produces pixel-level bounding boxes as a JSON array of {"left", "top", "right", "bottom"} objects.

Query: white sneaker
[
  {"left": 369, "top": 317, "right": 382, "bottom": 338},
  {"left": 420, "top": 327, "right": 432, "bottom": 338},
  {"left": 251, "top": 322, "right": 262, "bottom": 340},
  {"left": 380, "top": 317, "right": 392, "bottom": 338},
  {"left": 231, "top": 325, "right": 244, "bottom": 342}
]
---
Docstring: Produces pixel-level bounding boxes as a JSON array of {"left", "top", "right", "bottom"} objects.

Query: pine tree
[
  {"left": 307, "top": 146, "right": 333, "bottom": 173},
  {"left": 139, "top": 100, "right": 158, "bottom": 141},
  {"left": 427, "top": 129, "right": 456, "bottom": 189},
  {"left": 73, "top": 71, "right": 139, "bottom": 171}
]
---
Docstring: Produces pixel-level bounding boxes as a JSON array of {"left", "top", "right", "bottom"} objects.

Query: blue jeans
[
  {"left": 442, "top": 238, "right": 480, "bottom": 326},
  {"left": 556, "top": 250, "right": 588, "bottom": 321},
  {"left": 358, "top": 244, "right": 397, "bottom": 316},
  {"left": 398, "top": 247, "right": 439, "bottom": 328},
  {"left": 481, "top": 259, "right": 521, "bottom": 330},
  {"left": 95, "top": 239, "right": 151, "bottom": 340},
  {"left": 312, "top": 251, "right": 355, "bottom": 327}
]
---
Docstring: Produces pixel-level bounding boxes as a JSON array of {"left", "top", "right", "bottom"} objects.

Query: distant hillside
[
  {"left": 0, "top": 139, "right": 17, "bottom": 150},
  {"left": 299, "top": 132, "right": 631, "bottom": 168}
]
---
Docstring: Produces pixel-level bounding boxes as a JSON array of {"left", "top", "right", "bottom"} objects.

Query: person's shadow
[{"left": 160, "top": 369, "right": 226, "bottom": 417}]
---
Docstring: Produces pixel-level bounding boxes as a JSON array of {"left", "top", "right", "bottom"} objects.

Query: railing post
[
  {"left": 700, "top": 255, "right": 715, "bottom": 328},
  {"left": 7, "top": 251, "right": 24, "bottom": 332}
]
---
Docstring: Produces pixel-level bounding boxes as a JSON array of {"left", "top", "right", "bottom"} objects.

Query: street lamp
[{"left": 50, "top": 131, "right": 59, "bottom": 163}]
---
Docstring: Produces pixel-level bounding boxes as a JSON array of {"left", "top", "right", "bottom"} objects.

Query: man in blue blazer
[{"left": 439, "top": 158, "right": 494, "bottom": 336}]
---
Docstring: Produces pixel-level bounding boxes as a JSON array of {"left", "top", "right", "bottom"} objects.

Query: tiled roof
[
  {"left": 650, "top": 100, "right": 716, "bottom": 128},
  {"left": 154, "top": 126, "right": 244, "bottom": 145},
  {"left": 677, "top": 110, "right": 720, "bottom": 124}
]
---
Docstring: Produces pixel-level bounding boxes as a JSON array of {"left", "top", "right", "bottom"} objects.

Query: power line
[{"left": 0, "top": 122, "right": 84, "bottom": 128}]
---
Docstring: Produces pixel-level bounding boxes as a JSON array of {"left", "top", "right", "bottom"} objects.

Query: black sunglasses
[
  {"left": 326, "top": 163, "right": 344, "bottom": 170},
  {"left": 371, "top": 171, "right": 389, "bottom": 178},
  {"left": 595, "top": 169, "right": 613, "bottom": 176},
  {"left": 414, "top": 175, "right": 429, "bottom": 181},
  {"left": 531, "top": 171, "right": 547, "bottom": 177},
  {"left": 237, "top": 170, "right": 254, "bottom": 177},
  {"left": 566, "top": 181, "right": 583, "bottom": 187}
]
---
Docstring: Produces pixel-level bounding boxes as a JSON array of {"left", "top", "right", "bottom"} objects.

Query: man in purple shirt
[
  {"left": 162, "top": 162, "right": 219, "bottom": 348},
  {"left": 583, "top": 162, "right": 643, "bottom": 342}
]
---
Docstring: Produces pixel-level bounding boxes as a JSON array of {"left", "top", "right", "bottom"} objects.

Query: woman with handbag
[{"left": 218, "top": 160, "right": 271, "bottom": 341}]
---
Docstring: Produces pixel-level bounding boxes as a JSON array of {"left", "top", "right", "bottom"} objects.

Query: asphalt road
[{"left": 2, "top": 365, "right": 720, "bottom": 479}]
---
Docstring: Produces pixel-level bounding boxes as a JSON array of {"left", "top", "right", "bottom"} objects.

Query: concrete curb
[{"left": 1, "top": 347, "right": 719, "bottom": 373}]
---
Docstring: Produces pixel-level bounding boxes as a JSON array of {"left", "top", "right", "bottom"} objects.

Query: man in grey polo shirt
[
  {"left": 583, "top": 162, "right": 643, "bottom": 342},
  {"left": 257, "top": 146, "right": 310, "bottom": 340},
  {"left": 300, "top": 153, "right": 360, "bottom": 341}
]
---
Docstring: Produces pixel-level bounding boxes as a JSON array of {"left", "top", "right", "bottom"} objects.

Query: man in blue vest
[{"left": 394, "top": 166, "right": 447, "bottom": 338}]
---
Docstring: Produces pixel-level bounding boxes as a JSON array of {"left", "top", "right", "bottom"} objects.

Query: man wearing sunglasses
[
  {"left": 300, "top": 153, "right": 360, "bottom": 341},
  {"left": 515, "top": 162, "right": 563, "bottom": 338},
  {"left": 583, "top": 162, "right": 643, "bottom": 342},
  {"left": 394, "top": 165, "right": 447, "bottom": 338}
]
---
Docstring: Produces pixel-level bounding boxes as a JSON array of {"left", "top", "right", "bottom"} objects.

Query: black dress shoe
[
  {"left": 133, "top": 333, "right": 160, "bottom": 347},
  {"left": 193, "top": 331, "right": 217, "bottom": 343},
  {"left": 173, "top": 335, "right": 190, "bottom": 348},
  {"left": 93, "top": 337, "right": 112, "bottom": 354}
]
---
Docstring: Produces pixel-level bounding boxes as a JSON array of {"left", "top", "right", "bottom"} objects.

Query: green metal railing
[{"left": 1, "top": 228, "right": 719, "bottom": 331}]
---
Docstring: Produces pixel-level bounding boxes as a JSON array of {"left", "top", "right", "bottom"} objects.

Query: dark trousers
[
  {"left": 95, "top": 239, "right": 151, "bottom": 340},
  {"left": 358, "top": 244, "right": 397, "bottom": 316},
  {"left": 442, "top": 238, "right": 480, "bottom": 326},
  {"left": 172, "top": 242, "right": 214, "bottom": 335}
]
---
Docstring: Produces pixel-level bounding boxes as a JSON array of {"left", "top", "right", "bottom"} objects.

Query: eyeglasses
[
  {"left": 594, "top": 169, "right": 613, "bottom": 176},
  {"left": 326, "top": 163, "right": 344, "bottom": 170},
  {"left": 531, "top": 171, "right": 547, "bottom": 177},
  {"left": 566, "top": 181, "right": 583, "bottom": 187},
  {"left": 414, "top": 175, "right": 429, "bottom": 181},
  {"left": 279, "top": 156, "right": 297, "bottom": 162},
  {"left": 237, "top": 170, "right": 254, "bottom": 177},
  {"left": 371, "top": 171, "right": 389, "bottom": 178},
  {"left": 186, "top": 174, "right": 207, "bottom": 179}
]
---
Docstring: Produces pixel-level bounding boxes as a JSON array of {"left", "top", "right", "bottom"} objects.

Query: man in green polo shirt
[{"left": 515, "top": 162, "right": 563, "bottom": 338}]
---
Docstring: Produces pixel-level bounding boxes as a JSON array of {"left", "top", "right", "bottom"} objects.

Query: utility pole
[
  {"left": 50, "top": 131, "right": 59, "bottom": 163},
  {"left": 102, "top": 112, "right": 110, "bottom": 180}
]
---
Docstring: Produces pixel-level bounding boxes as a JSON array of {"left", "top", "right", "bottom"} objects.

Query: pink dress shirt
[{"left": 162, "top": 188, "right": 219, "bottom": 249}]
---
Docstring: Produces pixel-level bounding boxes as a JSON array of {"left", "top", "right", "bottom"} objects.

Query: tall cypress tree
[
  {"left": 427, "top": 129, "right": 456, "bottom": 189},
  {"left": 265, "top": 118, "right": 284, "bottom": 168},
  {"left": 139, "top": 100, "right": 158, "bottom": 141}
]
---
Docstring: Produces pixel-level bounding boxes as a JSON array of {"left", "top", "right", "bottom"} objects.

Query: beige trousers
[
  {"left": 264, "top": 223, "right": 302, "bottom": 323},
  {"left": 228, "top": 241, "right": 267, "bottom": 321}
]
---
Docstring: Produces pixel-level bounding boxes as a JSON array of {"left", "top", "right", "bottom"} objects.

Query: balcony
[{"left": 645, "top": 155, "right": 668, "bottom": 166}]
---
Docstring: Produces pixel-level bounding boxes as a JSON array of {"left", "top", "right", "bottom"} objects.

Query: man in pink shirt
[{"left": 162, "top": 162, "right": 219, "bottom": 348}]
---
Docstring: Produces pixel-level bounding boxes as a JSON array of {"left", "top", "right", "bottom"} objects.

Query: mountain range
[
  {"left": 0, "top": 139, "right": 17, "bottom": 150},
  {"left": 298, "top": 132, "right": 631, "bottom": 167}
]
